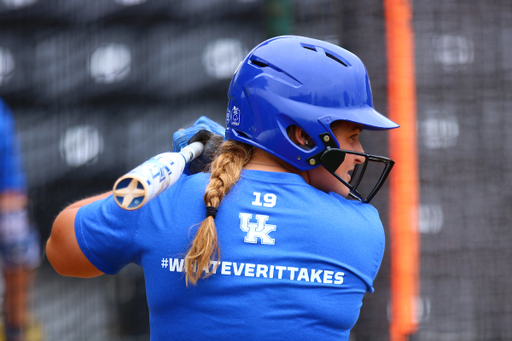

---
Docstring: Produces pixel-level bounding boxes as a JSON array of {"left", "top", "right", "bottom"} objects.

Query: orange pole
[{"left": 383, "top": 0, "right": 420, "bottom": 340}]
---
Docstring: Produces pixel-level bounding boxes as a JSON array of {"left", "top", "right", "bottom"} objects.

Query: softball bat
[{"left": 113, "top": 141, "right": 204, "bottom": 210}]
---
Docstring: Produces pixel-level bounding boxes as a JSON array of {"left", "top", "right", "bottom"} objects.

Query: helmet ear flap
[{"left": 320, "top": 149, "right": 346, "bottom": 173}]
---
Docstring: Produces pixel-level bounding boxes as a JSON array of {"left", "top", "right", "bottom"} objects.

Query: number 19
[{"left": 252, "top": 192, "right": 277, "bottom": 207}]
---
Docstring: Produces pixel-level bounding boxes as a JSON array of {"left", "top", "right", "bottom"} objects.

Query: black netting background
[{"left": 1, "top": 0, "right": 510, "bottom": 340}]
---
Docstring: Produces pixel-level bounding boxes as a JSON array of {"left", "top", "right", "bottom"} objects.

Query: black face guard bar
[
  {"left": 319, "top": 148, "right": 395, "bottom": 204},
  {"left": 304, "top": 132, "right": 395, "bottom": 203}
]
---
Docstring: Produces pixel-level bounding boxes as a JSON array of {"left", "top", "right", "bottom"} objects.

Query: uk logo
[
  {"left": 239, "top": 213, "right": 276, "bottom": 245},
  {"left": 231, "top": 106, "right": 241, "bottom": 126}
]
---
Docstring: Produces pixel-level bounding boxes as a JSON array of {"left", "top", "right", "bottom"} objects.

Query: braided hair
[{"left": 184, "top": 140, "right": 253, "bottom": 285}]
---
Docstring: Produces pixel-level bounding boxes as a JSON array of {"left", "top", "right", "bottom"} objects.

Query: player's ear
[{"left": 288, "top": 125, "right": 314, "bottom": 149}]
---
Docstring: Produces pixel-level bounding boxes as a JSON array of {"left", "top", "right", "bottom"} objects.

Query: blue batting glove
[
  {"left": 172, "top": 116, "right": 225, "bottom": 153},
  {"left": 172, "top": 116, "right": 226, "bottom": 175}
]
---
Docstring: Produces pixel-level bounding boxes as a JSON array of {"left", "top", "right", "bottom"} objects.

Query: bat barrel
[
  {"left": 113, "top": 152, "right": 184, "bottom": 210},
  {"left": 112, "top": 142, "right": 204, "bottom": 210}
]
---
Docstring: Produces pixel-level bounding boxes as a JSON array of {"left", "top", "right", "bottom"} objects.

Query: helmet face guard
[
  {"left": 320, "top": 147, "right": 395, "bottom": 203},
  {"left": 225, "top": 35, "right": 399, "bottom": 202}
]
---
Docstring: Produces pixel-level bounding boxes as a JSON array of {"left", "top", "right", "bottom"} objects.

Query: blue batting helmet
[{"left": 225, "top": 35, "right": 399, "bottom": 202}]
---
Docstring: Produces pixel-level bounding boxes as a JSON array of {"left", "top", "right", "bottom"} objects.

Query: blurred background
[{"left": 0, "top": 0, "right": 511, "bottom": 340}]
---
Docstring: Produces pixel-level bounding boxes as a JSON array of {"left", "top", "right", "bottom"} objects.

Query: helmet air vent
[
  {"left": 249, "top": 57, "right": 302, "bottom": 86},
  {"left": 250, "top": 59, "right": 268, "bottom": 68},
  {"left": 325, "top": 52, "right": 348, "bottom": 67},
  {"left": 302, "top": 43, "right": 348, "bottom": 67}
]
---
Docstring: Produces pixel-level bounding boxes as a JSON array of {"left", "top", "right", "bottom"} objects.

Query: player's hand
[
  {"left": 172, "top": 116, "right": 226, "bottom": 175},
  {"left": 187, "top": 130, "right": 224, "bottom": 174},
  {"left": 172, "top": 116, "right": 225, "bottom": 152}
]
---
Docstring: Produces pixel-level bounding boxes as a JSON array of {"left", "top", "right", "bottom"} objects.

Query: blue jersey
[
  {"left": 76, "top": 170, "right": 385, "bottom": 340},
  {"left": 0, "top": 99, "right": 26, "bottom": 192}
]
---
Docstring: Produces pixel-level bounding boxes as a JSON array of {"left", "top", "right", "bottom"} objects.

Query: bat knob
[{"left": 113, "top": 176, "right": 147, "bottom": 210}]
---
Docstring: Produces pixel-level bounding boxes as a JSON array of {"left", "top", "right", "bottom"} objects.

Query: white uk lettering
[{"left": 239, "top": 213, "right": 277, "bottom": 245}]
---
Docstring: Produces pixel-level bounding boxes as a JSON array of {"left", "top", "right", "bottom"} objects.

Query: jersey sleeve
[
  {"left": 356, "top": 202, "right": 386, "bottom": 292},
  {"left": 329, "top": 195, "right": 386, "bottom": 293},
  {"left": 74, "top": 194, "right": 143, "bottom": 275},
  {"left": 0, "top": 100, "right": 27, "bottom": 192}
]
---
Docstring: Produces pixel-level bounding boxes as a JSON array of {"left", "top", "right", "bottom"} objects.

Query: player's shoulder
[
  {"left": 180, "top": 172, "right": 210, "bottom": 186},
  {"left": 152, "top": 172, "right": 209, "bottom": 213},
  {"left": 329, "top": 193, "right": 380, "bottom": 215},
  {"left": 169, "top": 172, "right": 210, "bottom": 197}
]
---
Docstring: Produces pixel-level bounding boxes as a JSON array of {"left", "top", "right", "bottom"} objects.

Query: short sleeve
[{"left": 74, "top": 194, "right": 143, "bottom": 275}]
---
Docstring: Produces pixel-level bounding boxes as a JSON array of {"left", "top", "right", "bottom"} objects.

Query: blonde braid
[{"left": 185, "top": 141, "right": 252, "bottom": 285}]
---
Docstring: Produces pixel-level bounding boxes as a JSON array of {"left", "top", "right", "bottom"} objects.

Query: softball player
[
  {"left": 0, "top": 99, "right": 41, "bottom": 341},
  {"left": 47, "top": 36, "right": 399, "bottom": 340}
]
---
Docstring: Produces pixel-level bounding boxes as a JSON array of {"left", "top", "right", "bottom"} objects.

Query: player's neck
[
  {"left": 245, "top": 149, "right": 290, "bottom": 173},
  {"left": 244, "top": 149, "right": 309, "bottom": 186}
]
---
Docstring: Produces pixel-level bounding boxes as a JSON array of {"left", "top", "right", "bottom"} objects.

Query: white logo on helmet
[
  {"left": 231, "top": 106, "right": 241, "bottom": 126},
  {"left": 226, "top": 108, "right": 231, "bottom": 126}
]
